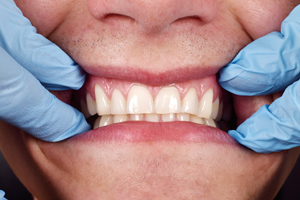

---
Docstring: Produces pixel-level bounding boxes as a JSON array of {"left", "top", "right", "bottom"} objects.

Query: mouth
[{"left": 69, "top": 73, "right": 238, "bottom": 145}]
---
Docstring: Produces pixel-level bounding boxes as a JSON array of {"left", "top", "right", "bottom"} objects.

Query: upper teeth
[{"left": 85, "top": 84, "right": 222, "bottom": 128}]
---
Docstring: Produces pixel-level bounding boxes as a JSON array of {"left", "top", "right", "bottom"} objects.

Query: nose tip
[{"left": 87, "top": 0, "right": 219, "bottom": 33}]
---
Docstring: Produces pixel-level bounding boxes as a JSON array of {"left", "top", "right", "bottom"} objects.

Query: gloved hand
[
  {"left": 219, "top": 5, "right": 300, "bottom": 153},
  {"left": 0, "top": 0, "right": 91, "bottom": 142},
  {"left": 0, "top": 190, "right": 7, "bottom": 200}
]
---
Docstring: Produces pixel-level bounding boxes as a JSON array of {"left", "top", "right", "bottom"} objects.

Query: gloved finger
[
  {"left": 0, "top": 47, "right": 90, "bottom": 142},
  {"left": 228, "top": 78, "right": 300, "bottom": 153},
  {"left": 219, "top": 5, "right": 300, "bottom": 96},
  {"left": 0, "top": 0, "right": 85, "bottom": 91},
  {"left": 0, "top": 190, "right": 7, "bottom": 200}
]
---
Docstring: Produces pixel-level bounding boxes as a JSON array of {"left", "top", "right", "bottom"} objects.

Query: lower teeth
[{"left": 93, "top": 114, "right": 218, "bottom": 129}]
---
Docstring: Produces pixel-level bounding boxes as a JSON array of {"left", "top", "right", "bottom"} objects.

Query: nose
[{"left": 87, "top": 0, "right": 219, "bottom": 33}]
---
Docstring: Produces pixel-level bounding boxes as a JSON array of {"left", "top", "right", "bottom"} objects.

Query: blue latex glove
[
  {"left": 0, "top": 0, "right": 91, "bottom": 142},
  {"left": 0, "top": 190, "right": 7, "bottom": 200},
  {"left": 219, "top": 5, "right": 300, "bottom": 153}
]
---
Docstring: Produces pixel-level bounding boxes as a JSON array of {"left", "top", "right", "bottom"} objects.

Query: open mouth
[{"left": 70, "top": 73, "right": 237, "bottom": 144}]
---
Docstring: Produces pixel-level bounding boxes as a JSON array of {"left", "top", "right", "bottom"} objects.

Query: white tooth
[
  {"left": 94, "top": 117, "right": 101, "bottom": 129},
  {"left": 145, "top": 114, "right": 160, "bottom": 122},
  {"left": 100, "top": 115, "right": 113, "bottom": 127},
  {"left": 181, "top": 88, "right": 199, "bottom": 115},
  {"left": 162, "top": 113, "right": 176, "bottom": 122},
  {"left": 127, "top": 85, "right": 154, "bottom": 114},
  {"left": 177, "top": 113, "right": 190, "bottom": 121},
  {"left": 216, "top": 101, "right": 223, "bottom": 121},
  {"left": 204, "top": 118, "right": 217, "bottom": 128},
  {"left": 197, "top": 89, "right": 213, "bottom": 119},
  {"left": 190, "top": 115, "right": 204, "bottom": 124},
  {"left": 111, "top": 89, "right": 127, "bottom": 114},
  {"left": 130, "top": 114, "right": 144, "bottom": 121},
  {"left": 211, "top": 97, "right": 220, "bottom": 120},
  {"left": 114, "top": 115, "right": 128, "bottom": 123},
  {"left": 80, "top": 99, "right": 91, "bottom": 118},
  {"left": 86, "top": 92, "right": 97, "bottom": 116},
  {"left": 95, "top": 84, "right": 111, "bottom": 115},
  {"left": 155, "top": 87, "right": 181, "bottom": 114}
]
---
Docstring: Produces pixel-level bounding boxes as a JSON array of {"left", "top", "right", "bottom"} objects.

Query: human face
[{"left": 1, "top": 0, "right": 300, "bottom": 199}]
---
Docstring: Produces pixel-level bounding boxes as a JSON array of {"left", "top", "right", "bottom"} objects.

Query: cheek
[
  {"left": 232, "top": 0, "right": 300, "bottom": 39},
  {"left": 14, "top": 0, "right": 73, "bottom": 36}
]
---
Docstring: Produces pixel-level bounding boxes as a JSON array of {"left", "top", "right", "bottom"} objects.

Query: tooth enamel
[
  {"left": 190, "top": 115, "right": 204, "bottom": 124},
  {"left": 86, "top": 92, "right": 97, "bottom": 116},
  {"left": 100, "top": 115, "right": 113, "bottom": 127},
  {"left": 145, "top": 114, "right": 160, "bottom": 122},
  {"left": 111, "top": 89, "right": 127, "bottom": 114},
  {"left": 80, "top": 99, "right": 91, "bottom": 118},
  {"left": 181, "top": 88, "right": 199, "bottom": 115},
  {"left": 197, "top": 89, "right": 213, "bottom": 119},
  {"left": 94, "top": 117, "right": 101, "bottom": 129},
  {"left": 162, "top": 113, "right": 175, "bottom": 122},
  {"left": 130, "top": 114, "right": 144, "bottom": 121},
  {"left": 114, "top": 114, "right": 128, "bottom": 123},
  {"left": 211, "top": 97, "right": 220, "bottom": 120},
  {"left": 177, "top": 113, "right": 190, "bottom": 121},
  {"left": 204, "top": 118, "right": 217, "bottom": 128},
  {"left": 155, "top": 87, "right": 181, "bottom": 114},
  {"left": 95, "top": 84, "right": 111, "bottom": 115},
  {"left": 127, "top": 85, "right": 154, "bottom": 114}
]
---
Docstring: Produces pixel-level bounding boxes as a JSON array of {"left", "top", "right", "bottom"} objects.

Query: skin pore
[{"left": 1, "top": 0, "right": 300, "bottom": 199}]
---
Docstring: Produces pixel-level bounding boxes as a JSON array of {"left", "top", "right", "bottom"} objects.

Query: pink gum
[{"left": 84, "top": 75, "right": 222, "bottom": 102}]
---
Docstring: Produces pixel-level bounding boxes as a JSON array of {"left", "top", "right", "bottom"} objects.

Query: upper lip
[{"left": 82, "top": 64, "right": 221, "bottom": 86}]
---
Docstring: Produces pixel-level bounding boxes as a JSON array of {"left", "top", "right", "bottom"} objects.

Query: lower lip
[{"left": 70, "top": 121, "right": 238, "bottom": 145}]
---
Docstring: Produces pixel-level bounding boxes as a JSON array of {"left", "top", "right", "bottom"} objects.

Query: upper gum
[{"left": 84, "top": 75, "right": 222, "bottom": 101}]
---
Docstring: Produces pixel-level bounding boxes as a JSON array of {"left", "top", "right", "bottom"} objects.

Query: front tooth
[
  {"left": 80, "top": 99, "right": 91, "bottom": 118},
  {"left": 155, "top": 87, "right": 181, "bottom": 114},
  {"left": 191, "top": 115, "right": 204, "bottom": 124},
  {"left": 86, "top": 92, "right": 97, "bottom": 116},
  {"left": 181, "top": 88, "right": 199, "bottom": 115},
  {"left": 145, "top": 114, "right": 160, "bottom": 122},
  {"left": 204, "top": 118, "right": 217, "bottom": 128},
  {"left": 197, "top": 89, "right": 213, "bottom": 119},
  {"left": 114, "top": 114, "right": 128, "bottom": 123},
  {"left": 111, "top": 89, "right": 127, "bottom": 114},
  {"left": 127, "top": 85, "right": 154, "bottom": 114},
  {"left": 211, "top": 97, "right": 220, "bottom": 120},
  {"left": 95, "top": 84, "right": 111, "bottom": 115},
  {"left": 94, "top": 117, "right": 101, "bottom": 129},
  {"left": 130, "top": 114, "right": 144, "bottom": 121},
  {"left": 162, "top": 113, "right": 175, "bottom": 122},
  {"left": 100, "top": 115, "right": 113, "bottom": 127},
  {"left": 177, "top": 113, "right": 190, "bottom": 121}
]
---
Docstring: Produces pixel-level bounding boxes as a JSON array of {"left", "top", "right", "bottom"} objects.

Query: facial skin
[{"left": 1, "top": 0, "right": 300, "bottom": 199}]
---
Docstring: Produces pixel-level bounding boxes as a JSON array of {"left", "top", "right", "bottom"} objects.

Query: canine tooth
[
  {"left": 130, "top": 114, "right": 144, "bottom": 121},
  {"left": 114, "top": 114, "right": 128, "bottom": 123},
  {"left": 94, "top": 117, "right": 101, "bottom": 129},
  {"left": 80, "top": 99, "right": 91, "bottom": 118},
  {"left": 100, "top": 115, "right": 113, "bottom": 127},
  {"left": 162, "top": 113, "right": 175, "bottom": 122},
  {"left": 95, "top": 84, "right": 111, "bottom": 115},
  {"left": 204, "top": 118, "right": 217, "bottom": 128},
  {"left": 197, "top": 89, "right": 213, "bottom": 119},
  {"left": 127, "top": 85, "right": 154, "bottom": 114},
  {"left": 86, "top": 92, "right": 97, "bottom": 116},
  {"left": 177, "top": 113, "right": 190, "bottom": 121},
  {"left": 111, "top": 89, "right": 127, "bottom": 114},
  {"left": 181, "top": 88, "right": 199, "bottom": 115},
  {"left": 211, "top": 97, "right": 220, "bottom": 120},
  {"left": 145, "top": 114, "right": 160, "bottom": 122},
  {"left": 216, "top": 101, "right": 223, "bottom": 121},
  {"left": 190, "top": 115, "right": 204, "bottom": 124},
  {"left": 155, "top": 87, "right": 181, "bottom": 114}
]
